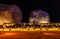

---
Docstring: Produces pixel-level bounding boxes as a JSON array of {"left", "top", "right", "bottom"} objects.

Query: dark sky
[{"left": 0, "top": 0, "right": 60, "bottom": 23}]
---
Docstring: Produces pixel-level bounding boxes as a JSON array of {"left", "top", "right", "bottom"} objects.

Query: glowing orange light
[
  {"left": 48, "top": 28, "right": 59, "bottom": 31},
  {"left": 4, "top": 28, "right": 9, "bottom": 31},
  {"left": 35, "top": 28, "right": 40, "bottom": 31},
  {"left": 39, "top": 20, "right": 48, "bottom": 23},
  {"left": 4, "top": 33, "right": 17, "bottom": 36}
]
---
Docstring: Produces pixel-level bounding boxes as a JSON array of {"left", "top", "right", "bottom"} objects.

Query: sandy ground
[{"left": 0, "top": 31, "right": 60, "bottom": 39}]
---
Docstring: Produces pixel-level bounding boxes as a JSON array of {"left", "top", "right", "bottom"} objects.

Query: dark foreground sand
[{"left": 0, "top": 31, "right": 60, "bottom": 39}]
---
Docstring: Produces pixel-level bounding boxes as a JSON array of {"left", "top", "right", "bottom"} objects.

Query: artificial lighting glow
[
  {"left": 0, "top": 27, "right": 60, "bottom": 31},
  {"left": 0, "top": 21, "right": 4, "bottom": 25},
  {"left": 29, "top": 28, "right": 34, "bottom": 31},
  {"left": 11, "top": 28, "right": 16, "bottom": 31},
  {"left": 35, "top": 28, "right": 40, "bottom": 31},
  {"left": 48, "top": 28, "right": 59, "bottom": 31},
  {"left": 29, "top": 23, "right": 32, "bottom": 25},
  {"left": 4, "top": 28, "right": 9, "bottom": 31},
  {"left": 5, "top": 23, "right": 14, "bottom": 26},
  {"left": 0, "top": 29, "right": 3, "bottom": 31},
  {"left": 41, "top": 28, "right": 48, "bottom": 31},
  {"left": 39, "top": 20, "right": 48, "bottom": 23},
  {"left": 4, "top": 33, "right": 17, "bottom": 36},
  {"left": 16, "top": 28, "right": 22, "bottom": 31}
]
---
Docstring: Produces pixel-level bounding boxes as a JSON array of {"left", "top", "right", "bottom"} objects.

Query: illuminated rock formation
[
  {"left": 0, "top": 4, "right": 22, "bottom": 25},
  {"left": 0, "top": 10, "right": 12, "bottom": 25},
  {"left": 29, "top": 10, "right": 50, "bottom": 25}
]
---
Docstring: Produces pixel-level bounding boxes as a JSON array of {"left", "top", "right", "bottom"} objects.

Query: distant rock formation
[{"left": 29, "top": 9, "right": 50, "bottom": 25}]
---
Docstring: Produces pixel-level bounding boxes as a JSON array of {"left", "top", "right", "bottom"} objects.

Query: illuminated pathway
[{"left": 0, "top": 28, "right": 60, "bottom": 39}]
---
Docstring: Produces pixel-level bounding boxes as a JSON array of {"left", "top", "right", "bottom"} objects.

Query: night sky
[{"left": 0, "top": 0, "right": 60, "bottom": 23}]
